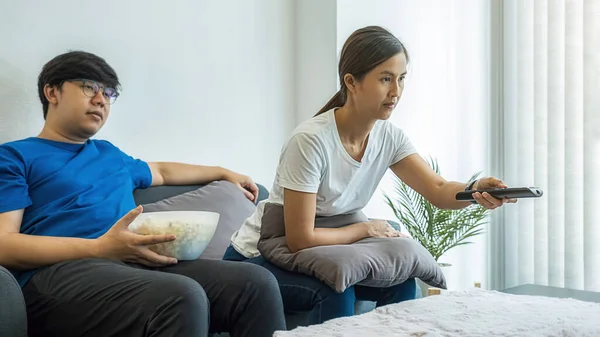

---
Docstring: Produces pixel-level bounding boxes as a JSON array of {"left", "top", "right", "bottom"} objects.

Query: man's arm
[
  {"left": 148, "top": 162, "right": 226, "bottom": 186},
  {"left": 148, "top": 162, "right": 259, "bottom": 201},
  {"left": 0, "top": 209, "right": 98, "bottom": 270},
  {"left": 0, "top": 207, "right": 177, "bottom": 270}
]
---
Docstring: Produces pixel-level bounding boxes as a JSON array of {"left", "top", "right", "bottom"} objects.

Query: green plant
[{"left": 383, "top": 157, "right": 489, "bottom": 262}]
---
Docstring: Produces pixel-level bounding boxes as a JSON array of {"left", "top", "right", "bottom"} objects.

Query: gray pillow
[
  {"left": 141, "top": 181, "right": 256, "bottom": 260},
  {"left": 257, "top": 202, "right": 447, "bottom": 293}
]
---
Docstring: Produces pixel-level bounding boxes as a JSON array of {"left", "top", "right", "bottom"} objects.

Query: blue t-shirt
[{"left": 0, "top": 137, "right": 153, "bottom": 287}]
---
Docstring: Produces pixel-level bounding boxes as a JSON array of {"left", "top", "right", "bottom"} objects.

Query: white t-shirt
[{"left": 230, "top": 108, "right": 417, "bottom": 258}]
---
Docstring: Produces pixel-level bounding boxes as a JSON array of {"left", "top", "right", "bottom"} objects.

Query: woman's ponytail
[{"left": 314, "top": 89, "right": 346, "bottom": 116}]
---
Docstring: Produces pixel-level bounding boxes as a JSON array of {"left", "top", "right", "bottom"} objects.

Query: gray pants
[{"left": 23, "top": 258, "right": 286, "bottom": 337}]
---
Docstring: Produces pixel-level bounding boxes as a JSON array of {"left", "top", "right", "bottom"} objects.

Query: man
[{"left": 0, "top": 51, "right": 286, "bottom": 337}]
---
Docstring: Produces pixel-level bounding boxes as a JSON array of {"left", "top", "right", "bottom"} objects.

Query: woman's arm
[
  {"left": 390, "top": 154, "right": 478, "bottom": 210},
  {"left": 390, "top": 154, "right": 510, "bottom": 209},
  {"left": 283, "top": 189, "right": 396, "bottom": 253}
]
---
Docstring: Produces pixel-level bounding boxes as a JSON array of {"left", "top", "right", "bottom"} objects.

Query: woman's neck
[{"left": 334, "top": 103, "right": 377, "bottom": 147}]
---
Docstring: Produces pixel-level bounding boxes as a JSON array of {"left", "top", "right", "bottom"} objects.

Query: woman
[{"left": 224, "top": 25, "right": 514, "bottom": 325}]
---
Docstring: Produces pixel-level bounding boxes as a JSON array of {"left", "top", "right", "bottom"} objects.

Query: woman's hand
[
  {"left": 472, "top": 177, "right": 518, "bottom": 210},
  {"left": 365, "top": 219, "right": 409, "bottom": 238}
]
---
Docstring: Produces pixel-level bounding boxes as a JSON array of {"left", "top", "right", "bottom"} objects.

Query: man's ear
[
  {"left": 43, "top": 84, "right": 60, "bottom": 105},
  {"left": 343, "top": 74, "right": 358, "bottom": 95}
]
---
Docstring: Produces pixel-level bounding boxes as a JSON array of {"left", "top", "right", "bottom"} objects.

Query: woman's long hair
[{"left": 315, "top": 26, "right": 409, "bottom": 116}]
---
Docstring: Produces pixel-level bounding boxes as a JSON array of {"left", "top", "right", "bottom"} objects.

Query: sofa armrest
[{"left": 0, "top": 265, "right": 27, "bottom": 337}]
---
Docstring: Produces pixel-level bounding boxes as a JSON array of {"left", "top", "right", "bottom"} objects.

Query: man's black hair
[{"left": 37, "top": 51, "right": 121, "bottom": 119}]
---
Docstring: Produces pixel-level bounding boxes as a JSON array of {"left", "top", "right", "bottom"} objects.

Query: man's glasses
[{"left": 65, "top": 79, "right": 120, "bottom": 105}]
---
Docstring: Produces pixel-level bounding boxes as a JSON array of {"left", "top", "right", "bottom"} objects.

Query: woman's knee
[
  {"left": 389, "top": 278, "right": 418, "bottom": 302},
  {"left": 309, "top": 285, "right": 356, "bottom": 324},
  {"left": 321, "top": 285, "right": 356, "bottom": 310},
  {"left": 401, "top": 278, "right": 417, "bottom": 295},
  {"left": 256, "top": 260, "right": 355, "bottom": 313}
]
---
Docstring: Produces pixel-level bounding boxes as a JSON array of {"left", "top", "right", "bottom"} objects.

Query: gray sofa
[
  {"left": 0, "top": 265, "right": 27, "bottom": 337},
  {"left": 0, "top": 183, "right": 380, "bottom": 336}
]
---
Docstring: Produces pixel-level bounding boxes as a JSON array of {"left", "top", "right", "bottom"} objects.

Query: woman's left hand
[{"left": 472, "top": 177, "right": 517, "bottom": 210}]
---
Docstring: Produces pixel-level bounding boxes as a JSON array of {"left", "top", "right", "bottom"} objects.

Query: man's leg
[
  {"left": 159, "top": 259, "right": 286, "bottom": 337},
  {"left": 354, "top": 278, "right": 417, "bottom": 307},
  {"left": 24, "top": 258, "right": 209, "bottom": 337}
]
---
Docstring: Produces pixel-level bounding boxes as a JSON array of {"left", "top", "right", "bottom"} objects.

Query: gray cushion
[
  {"left": 141, "top": 181, "right": 256, "bottom": 260},
  {"left": 257, "top": 203, "right": 447, "bottom": 293}
]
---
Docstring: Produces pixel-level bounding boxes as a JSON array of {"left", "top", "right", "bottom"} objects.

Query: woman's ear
[
  {"left": 44, "top": 84, "right": 60, "bottom": 105},
  {"left": 343, "top": 74, "right": 357, "bottom": 94}
]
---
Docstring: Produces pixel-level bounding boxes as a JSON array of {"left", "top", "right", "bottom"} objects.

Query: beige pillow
[{"left": 257, "top": 203, "right": 447, "bottom": 293}]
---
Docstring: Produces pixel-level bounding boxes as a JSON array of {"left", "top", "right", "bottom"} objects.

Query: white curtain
[{"left": 491, "top": 0, "right": 600, "bottom": 291}]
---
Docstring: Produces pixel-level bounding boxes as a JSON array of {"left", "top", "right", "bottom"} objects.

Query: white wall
[
  {"left": 0, "top": 0, "right": 295, "bottom": 187},
  {"left": 294, "top": 0, "right": 338, "bottom": 122}
]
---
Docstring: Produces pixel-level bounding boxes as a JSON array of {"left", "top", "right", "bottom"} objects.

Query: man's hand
[
  {"left": 223, "top": 170, "right": 259, "bottom": 202},
  {"left": 94, "top": 206, "right": 179, "bottom": 267}
]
